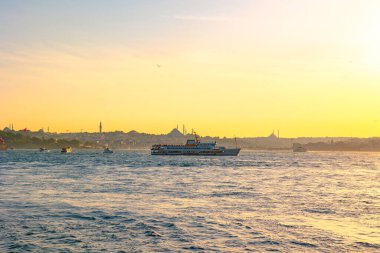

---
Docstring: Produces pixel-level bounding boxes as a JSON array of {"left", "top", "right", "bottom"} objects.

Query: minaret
[{"left": 99, "top": 121, "right": 103, "bottom": 141}]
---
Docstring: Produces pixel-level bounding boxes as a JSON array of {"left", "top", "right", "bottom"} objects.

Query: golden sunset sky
[{"left": 1, "top": 0, "right": 380, "bottom": 137}]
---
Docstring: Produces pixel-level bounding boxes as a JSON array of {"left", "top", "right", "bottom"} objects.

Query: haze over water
[{"left": 1, "top": 150, "right": 379, "bottom": 252}]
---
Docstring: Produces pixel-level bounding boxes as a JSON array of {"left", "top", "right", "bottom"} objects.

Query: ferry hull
[
  {"left": 151, "top": 148, "right": 240, "bottom": 156},
  {"left": 222, "top": 148, "right": 240, "bottom": 156}
]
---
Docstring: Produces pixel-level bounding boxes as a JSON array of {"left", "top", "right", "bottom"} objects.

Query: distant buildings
[{"left": 1, "top": 126, "right": 380, "bottom": 151}]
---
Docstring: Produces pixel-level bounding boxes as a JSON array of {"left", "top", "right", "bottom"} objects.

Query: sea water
[{"left": 0, "top": 150, "right": 379, "bottom": 252}]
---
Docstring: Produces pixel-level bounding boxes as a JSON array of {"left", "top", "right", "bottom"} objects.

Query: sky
[{"left": 1, "top": 0, "right": 380, "bottom": 137}]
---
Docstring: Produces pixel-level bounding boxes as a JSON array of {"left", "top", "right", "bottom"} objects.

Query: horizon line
[{"left": 2, "top": 127, "right": 380, "bottom": 139}]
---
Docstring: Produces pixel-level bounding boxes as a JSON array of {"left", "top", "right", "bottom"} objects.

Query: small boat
[
  {"left": 103, "top": 147, "right": 113, "bottom": 154},
  {"left": 39, "top": 147, "right": 50, "bottom": 152},
  {"left": 293, "top": 143, "right": 307, "bottom": 152},
  {"left": 61, "top": 147, "right": 72, "bottom": 153}
]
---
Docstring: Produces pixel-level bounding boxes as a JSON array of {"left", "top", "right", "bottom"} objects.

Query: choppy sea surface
[{"left": 0, "top": 150, "right": 379, "bottom": 252}]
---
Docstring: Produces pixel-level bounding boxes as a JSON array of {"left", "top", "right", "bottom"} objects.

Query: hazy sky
[{"left": 1, "top": 0, "right": 380, "bottom": 137}]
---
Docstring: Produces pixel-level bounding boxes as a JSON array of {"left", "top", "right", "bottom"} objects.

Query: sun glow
[
  {"left": 360, "top": 32, "right": 380, "bottom": 72},
  {"left": 356, "top": 2, "right": 380, "bottom": 72}
]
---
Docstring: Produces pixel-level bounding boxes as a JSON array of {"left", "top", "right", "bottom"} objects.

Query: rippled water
[{"left": 0, "top": 150, "right": 379, "bottom": 252}]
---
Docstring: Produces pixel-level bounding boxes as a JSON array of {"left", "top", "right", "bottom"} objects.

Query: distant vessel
[
  {"left": 103, "top": 147, "right": 113, "bottom": 154},
  {"left": 0, "top": 137, "right": 7, "bottom": 150},
  {"left": 293, "top": 143, "right": 307, "bottom": 152},
  {"left": 61, "top": 147, "right": 72, "bottom": 153},
  {"left": 39, "top": 147, "right": 50, "bottom": 152},
  {"left": 151, "top": 133, "right": 240, "bottom": 156}
]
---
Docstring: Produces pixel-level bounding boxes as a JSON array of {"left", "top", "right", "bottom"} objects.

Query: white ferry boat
[{"left": 151, "top": 133, "right": 240, "bottom": 156}]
